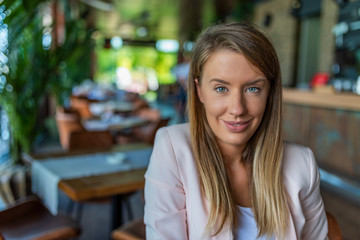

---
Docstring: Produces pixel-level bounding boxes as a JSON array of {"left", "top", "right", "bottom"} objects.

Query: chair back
[
  {"left": 70, "top": 96, "right": 93, "bottom": 118},
  {"left": 326, "top": 211, "right": 343, "bottom": 240},
  {"left": 132, "top": 97, "right": 150, "bottom": 112},
  {"left": 145, "top": 117, "right": 170, "bottom": 145},
  {"left": 0, "top": 196, "right": 80, "bottom": 240},
  {"left": 135, "top": 108, "right": 161, "bottom": 121},
  {"left": 55, "top": 107, "right": 85, "bottom": 149},
  {"left": 133, "top": 108, "right": 169, "bottom": 144},
  {"left": 56, "top": 107, "right": 114, "bottom": 151},
  {"left": 68, "top": 131, "right": 114, "bottom": 151}
]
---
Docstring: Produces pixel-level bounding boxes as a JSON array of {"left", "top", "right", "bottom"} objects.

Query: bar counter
[
  {"left": 283, "top": 88, "right": 360, "bottom": 112},
  {"left": 282, "top": 88, "right": 360, "bottom": 181}
]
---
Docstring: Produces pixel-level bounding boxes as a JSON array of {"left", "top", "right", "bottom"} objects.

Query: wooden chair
[
  {"left": 111, "top": 211, "right": 343, "bottom": 240},
  {"left": 327, "top": 211, "right": 343, "bottom": 240},
  {"left": 117, "top": 108, "right": 170, "bottom": 145},
  {"left": 111, "top": 218, "right": 145, "bottom": 240},
  {"left": 125, "top": 94, "right": 149, "bottom": 113},
  {"left": 0, "top": 196, "right": 80, "bottom": 240},
  {"left": 133, "top": 108, "right": 170, "bottom": 144},
  {"left": 70, "top": 95, "right": 93, "bottom": 119},
  {"left": 132, "top": 98, "right": 150, "bottom": 113},
  {"left": 56, "top": 107, "right": 114, "bottom": 151}
]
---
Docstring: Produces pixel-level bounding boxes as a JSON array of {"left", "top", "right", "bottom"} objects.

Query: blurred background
[{"left": 0, "top": 0, "right": 359, "bottom": 239}]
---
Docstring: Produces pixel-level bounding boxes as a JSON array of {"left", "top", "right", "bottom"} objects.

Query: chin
[{"left": 217, "top": 136, "right": 249, "bottom": 148}]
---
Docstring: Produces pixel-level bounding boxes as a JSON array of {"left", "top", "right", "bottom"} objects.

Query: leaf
[{"left": 2, "top": 0, "right": 94, "bottom": 160}]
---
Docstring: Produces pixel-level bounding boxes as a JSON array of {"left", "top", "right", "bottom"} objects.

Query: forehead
[{"left": 201, "top": 50, "right": 265, "bottom": 82}]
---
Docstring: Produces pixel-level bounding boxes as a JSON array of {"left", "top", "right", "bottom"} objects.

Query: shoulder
[
  {"left": 282, "top": 142, "right": 319, "bottom": 193},
  {"left": 283, "top": 142, "right": 315, "bottom": 169},
  {"left": 156, "top": 123, "right": 190, "bottom": 139},
  {"left": 151, "top": 122, "right": 191, "bottom": 154},
  {"left": 154, "top": 123, "right": 191, "bottom": 150},
  {"left": 146, "top": 123, "right": 193, "bottom": 177},
  {"left": 283, "top": 142, "right": 316, "bottom": 171}
]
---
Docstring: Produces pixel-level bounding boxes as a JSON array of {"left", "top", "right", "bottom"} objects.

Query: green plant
[
  {"left": 95, "top": 45, "right": 177, "bottom": 85},
  {"left": 48, "top": 10, "right": 94, "bottom": 105},
  {"left": 0, "top": 0, "right": 93, "bottom": 164}
]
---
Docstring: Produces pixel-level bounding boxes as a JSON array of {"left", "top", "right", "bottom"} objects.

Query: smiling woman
[
  {"left": 144, "top": 22, "right": 328, "bottom": 239},
  {"left": 195, "top": 51, "right": 269, "bottom": 153}
]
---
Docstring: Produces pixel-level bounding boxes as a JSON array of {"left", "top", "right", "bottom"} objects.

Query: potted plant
[
  {"left": 0, "top": 0, "right": 93, "bottom": 164},
  {"left": 0, "top": 0, "right": 93, "bottom": 204}
]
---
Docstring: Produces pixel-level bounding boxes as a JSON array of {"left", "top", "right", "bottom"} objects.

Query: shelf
[{"left": 283, "top": 88, "right": 360, "bottom": 112}]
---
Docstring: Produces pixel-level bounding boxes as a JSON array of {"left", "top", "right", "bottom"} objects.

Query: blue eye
[
  {"left": 246, "top": 87, "right": 259, "bottom": 93},
  {"left": 215, "top": 87, "right": 228, "bottom": 93}
]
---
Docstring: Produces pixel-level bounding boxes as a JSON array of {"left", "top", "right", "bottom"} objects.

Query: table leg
[{"left": 111, "top": 194, "right": 123, "bottom": 230}]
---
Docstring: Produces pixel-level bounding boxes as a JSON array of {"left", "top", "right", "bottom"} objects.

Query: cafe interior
[{"left": 0, "top": 0, "right": 359, "bottom": 239}]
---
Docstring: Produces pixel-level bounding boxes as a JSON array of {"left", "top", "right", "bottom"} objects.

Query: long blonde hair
[{"left": 187, "top": 22, "right": 288, "bottom": 238}]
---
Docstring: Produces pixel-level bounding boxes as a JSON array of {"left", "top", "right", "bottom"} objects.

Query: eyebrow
[
  {"left": 209, "top": 78, "right": 267, "bottom": 85},
  {"left": 209, "top": 78, "right": 230, "bottom": 85}
]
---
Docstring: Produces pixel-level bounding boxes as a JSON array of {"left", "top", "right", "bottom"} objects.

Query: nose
[{"left": 228, "top": 91, "right": 247, "bottom": 116}]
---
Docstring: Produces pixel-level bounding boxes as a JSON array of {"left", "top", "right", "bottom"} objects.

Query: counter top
[{"left": 283, "top": 88, "right": 360, "bottom": 112}]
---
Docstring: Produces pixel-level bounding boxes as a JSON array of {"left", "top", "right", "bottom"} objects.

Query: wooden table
[
  {"left": 58, "top": 168, "right": 146, "bottom": 202},
  {"left": 31, "top": 143, "right": 152, "bottom": 231},
  {"left": 59, "top": 168, "right": 147, "bottom": 230}
]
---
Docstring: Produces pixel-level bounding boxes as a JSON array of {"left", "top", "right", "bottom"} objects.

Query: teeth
[{"left": 232, "top": 123, "right": 242, "bottom": 126}]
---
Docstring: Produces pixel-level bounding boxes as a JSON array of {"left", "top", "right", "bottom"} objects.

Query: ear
[{"left": 195, "top": 79, "right": 204, "bottom": 103}]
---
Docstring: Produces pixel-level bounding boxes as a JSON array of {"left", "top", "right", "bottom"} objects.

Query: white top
[{"left": 235, "top": 206, "right": 276, "bottom": 240}]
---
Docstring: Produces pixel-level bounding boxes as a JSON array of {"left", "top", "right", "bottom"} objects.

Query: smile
[
  {"left": 225, "top": 120, "right": 251, "bottom": 126},
  {"left": 231, "top": 122, "right": 246, "bottom": 127},
  {"left": 222, "top": 119, "right": 251, "bottom": 133}
]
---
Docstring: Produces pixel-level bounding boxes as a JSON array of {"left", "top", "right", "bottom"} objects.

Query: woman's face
[{"left": 196, "top": 50, "right": 269, "bottom": 152}]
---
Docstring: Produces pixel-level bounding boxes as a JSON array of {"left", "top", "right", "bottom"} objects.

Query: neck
[
  {"left": 221, "top": 146, "right": 252, "bottom": 207},
  {"left": 218, "top": 142, "right": 245, "bottom": 167}
]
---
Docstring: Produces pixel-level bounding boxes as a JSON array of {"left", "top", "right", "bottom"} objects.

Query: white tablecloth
[
  {"left": 82, "top": 116, "right": 148, "bottom": 131},
  {"left": 89, "top": 101, "right": 134, "bottom": 116},
  {"left": 31, "top": 148, "right": 152, "bottom": 215}
]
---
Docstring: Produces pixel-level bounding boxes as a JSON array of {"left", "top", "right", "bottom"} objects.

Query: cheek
[
  {"left": 202, "top": 95, "right": 227, "bottom": 116},
  {"left": 249, "top": 98, "right": 268, "bottom": 119}
]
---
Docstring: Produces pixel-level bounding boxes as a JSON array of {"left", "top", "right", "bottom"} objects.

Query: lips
[
  {"left": 225, "top": 120, "right": 251, "bottom": 126},
  {"left": 223, "top": 119, "right": 251, "bottom": 133}
]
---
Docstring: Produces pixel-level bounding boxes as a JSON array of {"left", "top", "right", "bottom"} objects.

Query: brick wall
[
  {"left": 253, "top": 0, "right": 339, "bottom": 86},
  {"left": 253, "top": 0, "right": 297, "bottom": 86},
  {"left": 318, "top": 0, "right": 338, "bottom": 73}
]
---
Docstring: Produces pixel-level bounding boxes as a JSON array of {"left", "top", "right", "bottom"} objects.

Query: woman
[{"left": 144, "top": 22, "right": 328, "bottom": 239}]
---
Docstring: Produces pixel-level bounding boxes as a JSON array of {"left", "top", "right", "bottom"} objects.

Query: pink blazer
[{"left": 144, "top": 124, "right": 328, "bottom": 239}]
